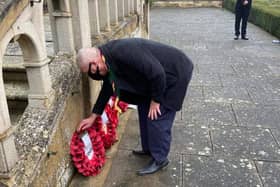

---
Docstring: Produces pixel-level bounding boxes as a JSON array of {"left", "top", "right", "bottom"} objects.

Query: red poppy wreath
[
  {"left": 94, "top": 104, "right": 118, "bottom": 149},
  {"left": 70, "top": 126, "right": 105, "bottom": 176}
]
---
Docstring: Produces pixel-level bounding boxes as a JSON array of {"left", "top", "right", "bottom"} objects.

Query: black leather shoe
[
  {"left": 137, "top": 159, "right": 169, "bottom": 176},
  {"left": 132, "top": 150, "right": 151, "bottom": 156},
  {"left": 234, "top": 35, "right": 239, "bottom": 40},
  {"left": 241, "top": 36, "right": 249, "bottom": 40}
]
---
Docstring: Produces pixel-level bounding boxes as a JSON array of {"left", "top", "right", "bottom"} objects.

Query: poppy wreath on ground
[
  {"left": 70, "top": 126, "right": 105, "bottom": 176},
  {"left": 94, "top": 96, "right": 128, "bottom": 149},
  {"left": 94, "top": 104, "right": 118, "bottom": 149}
]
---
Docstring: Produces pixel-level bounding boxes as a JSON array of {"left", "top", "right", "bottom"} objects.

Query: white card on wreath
[
  {"left": 101, "top": 112, "right": 109, "bottom": 124},
  {"left": 81, "top": 132, "right": 94, "bottom": 160}
]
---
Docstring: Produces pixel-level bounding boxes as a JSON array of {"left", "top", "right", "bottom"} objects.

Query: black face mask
[{"left": 88, "top": 64, "right": 106, "bottom": 80}]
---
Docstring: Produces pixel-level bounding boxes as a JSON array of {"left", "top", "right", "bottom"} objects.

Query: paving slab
[
  {"left": 271, "top": 129, "right": 280, "bottom": 146},
  {"left": 171, "top": 123, "right": 211, "bottom": 156},
  {"left": 247, "top": 86, "right": 280, "bottom": 106},
  {"left": 197, "top": 63, "right": 236, "bottom": 75},
  {"left": 204, "top": 86, "right": 252, "bottom": 104},
  {"left": 183, "top": 155, "right": 262, "bottom": 187},
  {"left": 211, "top": 125, "right": 280, "bottom": 161},
  {"left": 191, "top": 72, "right": 222, "bottom": 87},
  {"left": 103, "top": 150, "right": 181, "bottom": 187},
  {"left": 118, "top": 112, "right": 141, "bottom": 151},
  {"left": 183, "top": 86, "right": 205, "bottom": 111},
  {"left": 255, "top": 161, "right": 280, "bottom": 187},
  {"left": 183, "top": 102, "right": 237, "bottom": 127},
  {"left": 233, "top": 104, "right": 280, "bottom": 128}
]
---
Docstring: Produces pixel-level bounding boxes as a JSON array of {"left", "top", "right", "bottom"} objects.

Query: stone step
[
  {"left": 4, "top": 81, "right": 28, "bottom": 125},
  {"left": 4, "top": 81, "right": 29, "bottom": 101},
  {"left": 2, "top": 56, "right": 27, "bottom": 82},
  {"left": 9, "top": 105, "right": 27, "bottom": 125}
]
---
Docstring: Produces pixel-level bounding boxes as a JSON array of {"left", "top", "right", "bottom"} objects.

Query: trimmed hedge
[{"left": 223, "top": 0, "right": 280, "bottom": 39}]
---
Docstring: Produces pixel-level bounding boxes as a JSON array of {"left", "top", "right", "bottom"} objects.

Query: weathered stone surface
[
  {"left": 247, "top": 86, "right": 280, "bottom": 106},
  {"left": 211, "top": 125, "right": 280, "bottom": 161},
  {"left": 197, "top": 63, "right": 236, "bottom": 75},
  {"left": 183, "top": 155, "right": 262, "bottom": 186},
  {"left": 171, "top": 123, "right": 212, "bottom": 156},
  {"left": 255, "top": 161, "right": 280, "bottom": 187},
  {"left": 205, "top": 102, "right": 237, "bottom": 127},
  {"left": 204, "top": 86, "right": 252, "bottom": 104},
  {"left": 191, "top": 72, "right": 222, "bottom": 87},
  {"left": 183, "top": 102, "right": 237, "bottom": 127},
  {"left": 0, "top": 0, "right": 29, "bottom": 40},
  {"left": 271, "top": 129, "right": 280, "bottom": 146},
  {"left": 118, "top": 111, "right": 141, "bottom": 150},
  {"left": 183, "top": 86, "right": 205, "bottom": 112},
  {"left": 233, "top": 104, "right": 280, "bottom": 128},
  {"left": 104, "top": 150, "right": 181, "bottom": 187},
  {"left": 180, "top": 106, "right": 208, "bottom": 125}
]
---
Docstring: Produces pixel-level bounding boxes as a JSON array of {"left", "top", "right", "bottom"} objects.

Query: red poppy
[
  {"left": 70, "top": 96, "right": 128, "bottom": 176},
  {"left": 117, "top": 100, "right": 129, "bottom": 113},
  {"left": 70, "top": 126, "right": 105, "bottom": 176},
  {"left": 94, "top": 104, "right": 118, "bottom": 149}
]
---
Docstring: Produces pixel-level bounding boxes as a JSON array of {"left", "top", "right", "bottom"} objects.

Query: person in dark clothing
[
  {"left": 76, "top": 38, "right": 193, "bottom": 175},
  {"left": 234, "top": 0, "right": 252, "bottom": 40}
]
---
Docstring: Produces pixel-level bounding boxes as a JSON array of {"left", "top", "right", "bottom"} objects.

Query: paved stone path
[{"left": 103, "top": 8, "right": 280, "bottom": 187}]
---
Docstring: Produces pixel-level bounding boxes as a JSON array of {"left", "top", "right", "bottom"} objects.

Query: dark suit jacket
[
  {"left": 235, "top": 0, "right": 252, "bottom": 10},
  {"left": 92, "top": 38, "right": 193, "bottom": 114}
]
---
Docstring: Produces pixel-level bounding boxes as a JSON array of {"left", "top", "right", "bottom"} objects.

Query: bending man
[{"left": 76, "top": 38, "right": 193, "bottom": 175}]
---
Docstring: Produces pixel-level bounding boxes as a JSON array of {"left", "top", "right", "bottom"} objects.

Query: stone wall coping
[{"left": 0, "top": 0, "right": 29, "bottom": 41}]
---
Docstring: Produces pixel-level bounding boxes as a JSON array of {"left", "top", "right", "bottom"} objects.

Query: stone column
[
  {"left": 109, "top": 0, "right": 118, "bottom": 26},
  {"left": 131, "top": 0, "right": 135, "bottom": 14},
  {"left": 24, "top": 59, "right": 54, "bottom": 108},
  {"left": 117, "top": 0, "right": 125, "bottom": 21},
  {"left": 47, "top": 0, "right": 75, "bottom": 55},
  {"left": 88, "top": 0, "right": 100, "bottom": 37},
  {"left": 124, "top": 0, "right": 129, "bottom": 16},
  {"left": 70, "top": 0, "right": 92, "bottom": 49},
  {"left": 0, "top": 52, "right": 18, "bottom": 175},
  {"left": 0, "top": 128, "right": 18, "bottom": 176},
  {"left": 134, "top": 0, "right": 139, "bottom": 14},
  {"left": 98, "top": 0, "right": 111, "bottom": 31},
  {"left": 143, "top": 0, "right": 149, "bottom": 38}
]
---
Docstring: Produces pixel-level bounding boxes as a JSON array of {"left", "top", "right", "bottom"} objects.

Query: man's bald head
[{"left": 77, "top": 47, "right": 100, "bottom": 72}]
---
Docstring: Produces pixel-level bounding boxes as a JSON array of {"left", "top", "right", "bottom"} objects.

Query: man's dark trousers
[
  {"left": 235, "top": 4, "right": 251, "bottom": 37},
  {"left": 137, "top": 101, "right": 176, "bottom": 163}
]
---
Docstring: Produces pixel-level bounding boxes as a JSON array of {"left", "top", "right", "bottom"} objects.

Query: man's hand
[
  {"left": 76, "top": 113, "right": 97, "bottom": 132},
  {"left": 148, "top": 100, "right": 161, "bottom": 120},
  {"left": 243, "top": 0, "right": 248, "bottom": 5}
]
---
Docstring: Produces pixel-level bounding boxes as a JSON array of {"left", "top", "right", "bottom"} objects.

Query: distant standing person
[{"left": 234, "top": 0, "right": 252, "bottom": 40}]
